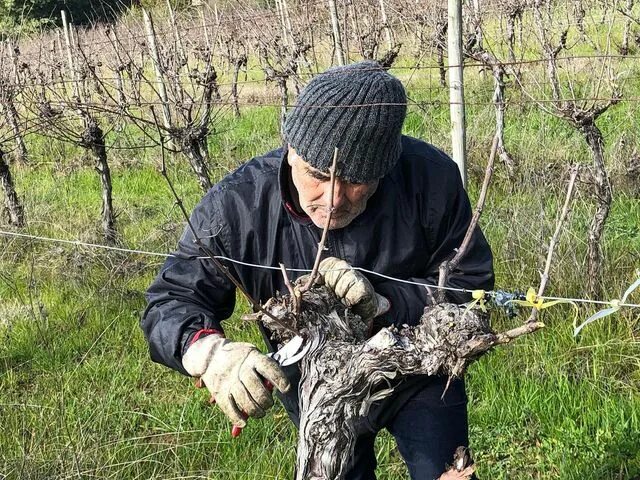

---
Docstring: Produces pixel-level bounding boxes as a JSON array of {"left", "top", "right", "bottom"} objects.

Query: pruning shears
[{"left": 230, "top": 335, "right": 309, "bottom": 438}]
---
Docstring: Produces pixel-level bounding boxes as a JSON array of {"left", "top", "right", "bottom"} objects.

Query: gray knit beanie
[{"left": 283, "top": 60, "right": 407, "bottom": 183}]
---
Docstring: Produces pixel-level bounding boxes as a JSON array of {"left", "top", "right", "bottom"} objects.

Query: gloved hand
[
  {"left": 182, "top": 334, "right": 290, "bottom": 427},
  {"left": 318, "top": 257, "right": 390, "bottom": 320}
]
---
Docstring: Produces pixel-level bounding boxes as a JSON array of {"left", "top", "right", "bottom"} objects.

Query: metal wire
[{"left": 1, "top": 229, "right": 639, "bottom": 309}]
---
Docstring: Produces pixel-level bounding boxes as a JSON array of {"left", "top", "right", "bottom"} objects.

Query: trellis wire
[
  {"left": 1, "top": 229, "right": 639, "bottom": 310},
  {"left": 5, "top": 51, "right": 640, "bottom": 73},
  {"left": 9, "top": 96, "right": 640, "bottom": 111},
  {"left": 14, "top": 61, "right": 634, "bottom": 90}
]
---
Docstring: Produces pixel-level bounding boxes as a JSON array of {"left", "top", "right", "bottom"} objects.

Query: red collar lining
[{"left": 284, "top": 200, "right": 310, "bottom": 221}]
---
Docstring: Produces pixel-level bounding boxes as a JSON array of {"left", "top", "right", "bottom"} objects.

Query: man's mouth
[{"left": 308, "top": 205, "right": 350, "bottom": 216}]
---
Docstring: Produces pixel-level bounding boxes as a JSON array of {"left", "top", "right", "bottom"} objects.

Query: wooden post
[
  {"left": 342, "top": 0, "right": 349, "bottom": 63},
  {"left": 70, "top": 24, "right": 89, "bottom": 102},
  {"left": 142, "top": 9, "right": 173, "bottom": 132},
  {"left": 281, "top": 0, "right": 294, "bottom": 45},
  {"left": 108, "top": 26, "right": 127, "bottom": 108},
  {"left": 471, "top": 0, "right": 482, "bottom": 50},
  {"left": 54, "top": 31, "right": 67, "bottom": 88},
  {"left": 620, "top": 0, "right": 634, "bottom": 54},
  {"left": 60, "top": 10, "right": 79, "bottom": 100},
  {"left": 447, "top": 0, "right": 467, "bottom": 187},
  {"left": 166, "top": 0, "right": 187, "bottom": 68},
  {"left": 200, "top": 8, "right": 210, "bottom": 49},
  {"left": 328, "top": 0, "right": 345, "bottom": 65},
  {"left": 378, "top": 0, "right": 393, "bottom": 50},
  {"left": 7, "top": 39, "right": 20, "bottom": 84},
  {"left": 275, "top": 0, "right": 289, "bottom": 46}
]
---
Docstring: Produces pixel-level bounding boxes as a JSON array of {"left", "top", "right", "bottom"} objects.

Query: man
[{"left": 141, "top": 60, "right": 494, "bottom": 479}]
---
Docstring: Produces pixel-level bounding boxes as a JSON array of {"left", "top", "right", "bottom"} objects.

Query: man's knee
[{"left": 387, "top": 376, "right": 469, "bottom": 479}]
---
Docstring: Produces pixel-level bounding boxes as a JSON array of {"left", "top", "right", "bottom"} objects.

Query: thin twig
[
  {"left": 302, "top": 147, "right": 339, "bottom": 292},
  {"left": 528, "top": 164, "right": 579, "bottom": 323},
  {"left": 280, "top": 262, "right": 298, "bottom": 315},
  {"left": 436, "top": 134, "right": 499, "bottom": 302},
  {"left": 494, "top": 321, "right": 546, "bottom": 345},
  {"left": 150, "top": 106, "right": 298, "bottom": 336},
  {"left": 617, "top": 8, "right": 640, "bottom": 27}
]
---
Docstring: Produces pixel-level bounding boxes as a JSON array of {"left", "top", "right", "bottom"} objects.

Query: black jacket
[{"left": 141, "top": 136, "right": 494, "bottom": 424}]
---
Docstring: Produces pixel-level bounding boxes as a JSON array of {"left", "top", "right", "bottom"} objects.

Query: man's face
[{"left": 287, "top": 146, "right": 379, "bottom": 230}]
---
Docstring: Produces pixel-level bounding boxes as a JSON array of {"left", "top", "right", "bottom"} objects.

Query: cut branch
[
  {"left": 437, "top": 134, "right": 498, "bottom": 301},
  {"left": 302, "top": 147, "right": 339, "bottom": 292},
  {"left": 528, "top": 165, "right": 579, "bottom": 323}
]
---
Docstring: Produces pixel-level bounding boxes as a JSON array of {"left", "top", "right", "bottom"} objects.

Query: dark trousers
[
  {"left": 344, "top": 376, "right": 469, "bottom": 480},
  {"left": 280, "top": 373, "right": 469, "bottom": 480}
]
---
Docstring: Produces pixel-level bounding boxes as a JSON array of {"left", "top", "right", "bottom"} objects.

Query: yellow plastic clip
[
  {"left": 463, "top": 289, "right": 487, "bottom": 317},
  {"left": 509, "top": 287, "right": 576, "bottom": 311}
]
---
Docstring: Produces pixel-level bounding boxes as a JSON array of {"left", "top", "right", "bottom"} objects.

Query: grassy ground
[{"left": 1, "top": 66, "right": 640, "bottom": 480}]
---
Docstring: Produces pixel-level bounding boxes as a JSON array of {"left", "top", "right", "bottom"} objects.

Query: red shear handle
[{"left": 230, "top": 380, "right": 274, "bottom": 438}]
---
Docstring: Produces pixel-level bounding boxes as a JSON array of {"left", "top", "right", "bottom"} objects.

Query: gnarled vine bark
[{"left": 261, "top": 282, "right": 541, "bottom": 480}]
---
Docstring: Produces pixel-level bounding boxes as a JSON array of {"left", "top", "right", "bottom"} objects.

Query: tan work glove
[
  {"left": 319, "top": 257, "right": 390, "bottom": 320},
  {"left": 182, "top": 334, "right": 290, "bottom": 427}
]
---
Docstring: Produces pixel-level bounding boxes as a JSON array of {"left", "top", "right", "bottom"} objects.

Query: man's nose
[{"left": 324, "top": 178, "right": 347, "bottom": 210}]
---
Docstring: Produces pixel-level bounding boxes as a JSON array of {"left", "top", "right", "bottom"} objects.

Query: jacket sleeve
[
  {"left": 140, "top": 191, "right": 236, "bottom": 375},
  {"left": 374, "top": 168, "right": 494, "bottom": 327}
]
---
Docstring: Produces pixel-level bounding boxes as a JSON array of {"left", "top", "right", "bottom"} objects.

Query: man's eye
[{"left": 308, "top": 171, "right": 330, "bottom": 181}]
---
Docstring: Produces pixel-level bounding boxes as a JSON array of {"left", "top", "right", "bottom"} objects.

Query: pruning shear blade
[{"left": 268, "top": 335, "right": 308, "bottom": 366}]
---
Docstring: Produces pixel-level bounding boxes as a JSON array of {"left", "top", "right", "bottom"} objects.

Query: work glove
[
  {"left": 318, "top": 257, "right": 390, "bottom": 320},
  {"left": 182, "top": 334, "right": 290, "bottom": 427}
]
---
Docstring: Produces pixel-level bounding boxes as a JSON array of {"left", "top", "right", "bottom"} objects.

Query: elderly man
[{"left": 141, "top": 61, "right": 494, "bottom": 479}]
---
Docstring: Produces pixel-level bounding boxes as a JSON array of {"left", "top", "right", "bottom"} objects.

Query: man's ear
[{"left": 287, "top": 145, "right": 297, "bottom": 167}]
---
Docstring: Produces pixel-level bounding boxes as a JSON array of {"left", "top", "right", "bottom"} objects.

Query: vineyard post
[
  {"left": 282, "top": 0, "right": 294, "bottom": 46},
  {"left": 166, "top": 0, "right": 187, "bottom": 68},
  {"left": 7, "top": 40, "right": 19, "bottom": 84},
  {"left": 60, "top": 10, "right": 79, "bottom": 100},
  {"left": 328, "top": 0, "right": 346, "bottom": 65},
  {"left": 435, "top": 9, "right": 448, "bottom": 87},
  {"left": 447, "top": 0, "right": 467, "bottom": 187},
  {"left": 620, "top": 0, "right": 635, "bottom": 54},
  {"left": 275, "top": 0, "right": 290, "bottom": 47},
  {"left": 107, "top": 26, "right": 128, "bottom": 108},
  {"left": 142, "top": 9, "right": 173, "bottom": 142},
  {"left": 378, "top": 0, "right": 394, "bottom": 50}
]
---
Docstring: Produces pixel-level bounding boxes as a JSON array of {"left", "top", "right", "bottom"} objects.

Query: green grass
[{"left": 2, "top": 50, "right": 640, "bottom": 480}]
